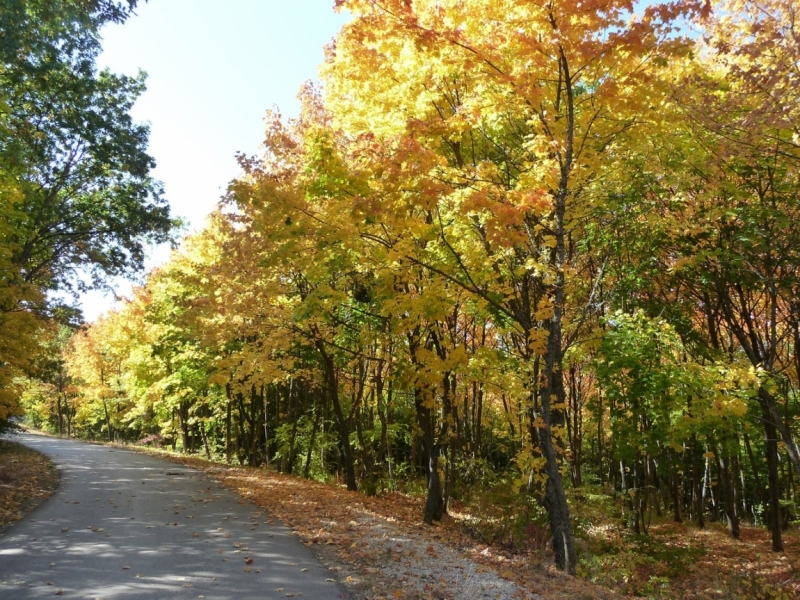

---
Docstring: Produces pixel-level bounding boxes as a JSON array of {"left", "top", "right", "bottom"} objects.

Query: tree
[
  {"left": 621, "top": 0, "right": 800, "bottom": 551},
  {"left": 0, "top": 0, "right": 176, "bottom": 423},
  {"left": 321, "top": 0, "right": 701, "bottom": 573},
  {"left": 1, "top": 0, "right": 175, "bottom": 293}
]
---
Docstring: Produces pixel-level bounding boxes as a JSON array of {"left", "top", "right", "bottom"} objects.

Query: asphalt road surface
[{"left": 0, "top": 434, "right": 348, "bottom": 599}]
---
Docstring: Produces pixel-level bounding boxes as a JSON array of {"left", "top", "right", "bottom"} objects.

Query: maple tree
[{"left": 316, "top": 0, "right": 711, "bottom": 573}]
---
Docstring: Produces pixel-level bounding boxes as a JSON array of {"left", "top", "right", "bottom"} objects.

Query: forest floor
[
  {"left": 0, "top": 438, "right": 60, "bottom": 532},
  {"left": 576, "top": 517, "right": 799, "bottom": 599}
]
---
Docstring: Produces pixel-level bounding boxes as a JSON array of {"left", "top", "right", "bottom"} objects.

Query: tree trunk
[
  {"left": 536, "top": 345, "right": 577, "bottom": 573},
  {"left": 200, "top": 420, "right": 212, "bottom": 460},
  {"left": 716, "top": 444, "right": 740, "bottom": 539},
  {"left": 102, "top": 399, "right": 113, "bottom": 442},
  {"left": 414, "top": 386, "right": 444, "bottom": 524},
  {"left": 304, "top": 408, "right": 321, "bottom": 479},
  {"left": 692, "top": 434, "right": 705, "bottom": 528},
  {"left": 534, "top": 43, "right": 578, "bottom": 574},
  {"left": 224, "top": 383, "right": 232, "bottom": 464},
  {"left": 672, "top": 471, "right": 682, "bottom": 523},
  {"left": 743, "top": 431, "right": 766, "bottom": 524},
  {"left": 762, "top": 403, "right": 784, "bottom": 551},
  {"left": 317, "top": 344, "right": 357, "bottom": 491},
  {"left": 760, "top": 387, "right": 800, "bottom": 481},
  {"left": 567, "top": 364, "right": 582, "bottom": 487},
  {"left": 56, "top": 395, "right": 64, "bottom": 436}
]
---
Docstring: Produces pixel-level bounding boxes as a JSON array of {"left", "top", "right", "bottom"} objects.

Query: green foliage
[
  {"left": 455, "top": 484, "right": 551, "bottom": 552},
  {"left": 595, "top": 310, "right": 753, "bottom": 458},
  {"left": 579, "top": 532, "right": 705, "bottom": 598},
  {"left": 1, "top": 0, "right": 177, "bottom": 292}
]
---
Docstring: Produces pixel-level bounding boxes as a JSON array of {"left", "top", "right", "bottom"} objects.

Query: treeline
[{"left": 20, "top": 0, "right": 800, "bottom": 574}]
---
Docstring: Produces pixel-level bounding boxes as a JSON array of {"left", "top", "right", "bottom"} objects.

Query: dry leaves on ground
[
  {"left": 659, "top": 522, "right": 800, "bottom": 599},
  {"left": 0, "top": 439, "right": 60, "bottom": 530}
]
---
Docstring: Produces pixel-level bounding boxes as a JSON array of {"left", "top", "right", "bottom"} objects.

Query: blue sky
[{"left": 80, "top": 0, "right": 349, "bottom": 320}]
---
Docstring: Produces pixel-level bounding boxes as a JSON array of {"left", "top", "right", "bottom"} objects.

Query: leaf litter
[{"left": 0, "top": 439, "right": 59, "bottom": 531}]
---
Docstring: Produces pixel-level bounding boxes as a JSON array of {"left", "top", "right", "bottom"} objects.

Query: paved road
[{"left": 0, "top": 434, "right": 348, "bottom": 599}]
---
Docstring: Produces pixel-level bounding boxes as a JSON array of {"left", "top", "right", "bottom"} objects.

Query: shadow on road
[{"left": 0, "top": 434, "right": 345, "bottom": 599}]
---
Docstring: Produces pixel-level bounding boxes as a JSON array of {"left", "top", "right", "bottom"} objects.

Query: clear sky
[{"left": 79, "top": 0, "right": 349, "bottom": 321}]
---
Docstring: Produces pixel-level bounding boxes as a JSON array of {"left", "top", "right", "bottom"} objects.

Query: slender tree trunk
[
  {"left": 672, "top": 471, "right": 682, "bottom": 523},
  {"left": 56, "top": 395, "right": 64, "bottom": 436},
  {"left": 414, "top": 386, "right": 444, "bottom": 524},
  {"left": 249, "top": 385, "right": 260, "bottom": 465},
  {"left": 268, "top": 385, "right": 269, "bottom": 466},
  {"left": 692, "top": 434, "right": 705, "bottom": 528},
  {"left": 537, "top": 330, "right": 577, "bottom": 573},
  {"left": 475, "top": 382, "right": 484, "bottom": 457},
  {"left": 200, "top": 414, "right": 212, "bottom": 460},
  {"left": 762, "top": 403, "right": 784, "bottom": 551},
  {"left": 102, "top": 399, "right": 113, "bottom": 442},
  {"left": 597, "top": 389, "right": 604, "bottom": 485},
  {"left": 65, "top": 400, "right": 72, "bottom": 437},
  {"left": 304, "top": 408, "right": 321, "bottom": 479},
  {"left": 716, "top": 443, "right": 740, "bottom": 539},
  {"left": 760, "top": 387, "right": 800, "bottom": 481},
  {"left": 703, "top": 455, "right": 718, "bottom": 521},
  {"left": 287, "top": 381, "right": 299, "bottom": 473},
  {"left": 317, "top": 344, "right": 357, "bottom": 491},
  {"left": 743, "top": 431, "right": 766, "bottom": 524},
  {"left": 733, "top": 434, "right": 748, "bottom": 520},
  {"left": 533, "top": 44, "right": 578, "bottom": 574},
  {"left": 567, "top": 365, "right": 582, "bottom": 487},
  {"left": 225, "top": 383, "right": 232, "bottom": 465}
]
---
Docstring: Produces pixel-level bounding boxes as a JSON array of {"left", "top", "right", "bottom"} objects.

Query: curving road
[{"left": 0, "top": 434, "right": 348, "bottom": 599}]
